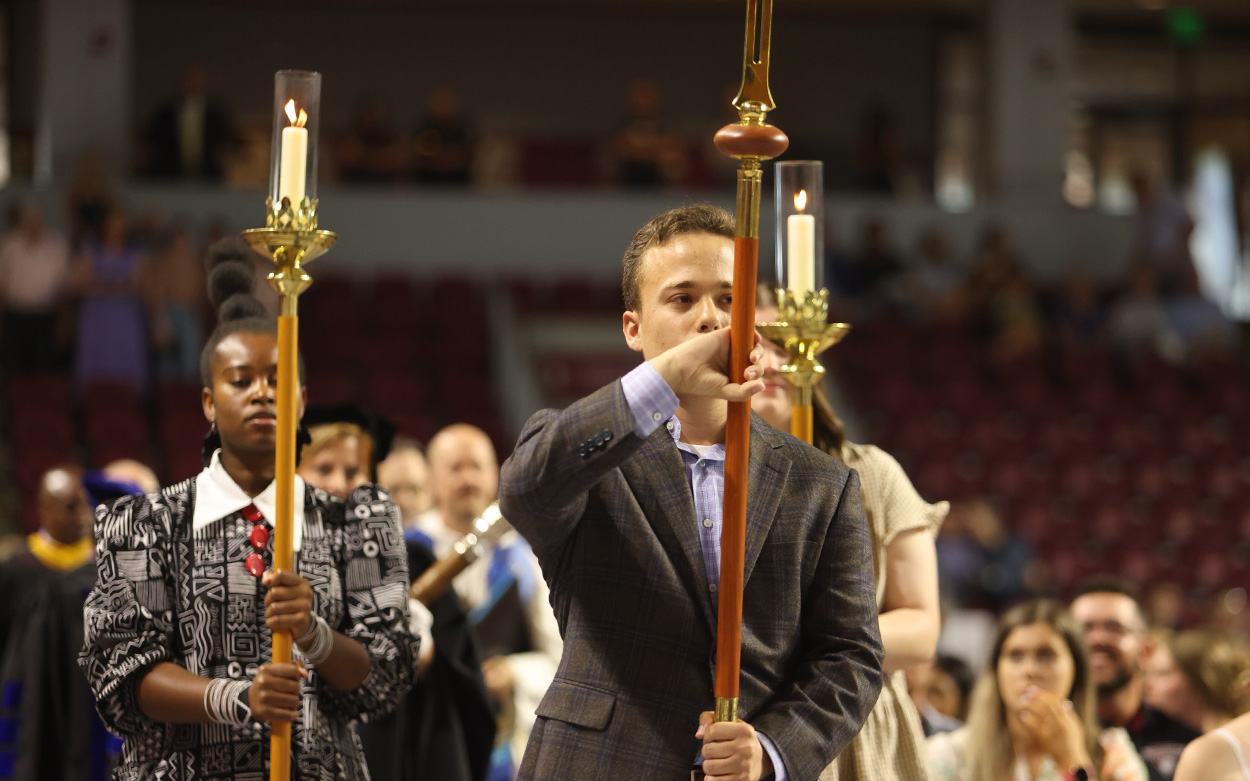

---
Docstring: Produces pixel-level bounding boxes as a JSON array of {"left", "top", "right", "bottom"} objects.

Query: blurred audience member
[
  {"left": 1166, "top": 268, "right": 1236, "bottom": 361},
  {"left": 1054, "top": 271, "right": 1107, "bottom": 353},
  {"left": 900, "top": 227, "right": 964, "bottom": 322},
  {"left": 72, "top": 207, "right": 151, "bottom": 393},
  {"left": 1145, "top": 631, "right": 1250, "bottom": 736},
  {"left": 0, "top": 202, "right": 72, "bottom": 372},
  {"left": 1207, "top": 588, "right": 1250, "bottom": 649},
  {"left": 1145, "top": 582, "right": 1186, "bottom": 634},
  {"left": 927, "top": 599, "right": 1149, "bottom": 781},
  {"left": 1172, "top": 710, "right": 1250, "bottom": 781},
  {"left": 612, "top": 79, "right": 679, "bottom": 188},
  {"left": 850, "top": 217, "right": 905, "bottom": 309},
  {"left": 149, "top": 224, "right": 205, "bottom": 383},
  {"left": 65, "top": 152, "right": 114, "bottom": 244},
  {"left": 140, "top": 63, "right": 237, "bottom": 181},
  {"left": 336, "top": 95, "right": 406, "bottom": 183},
  {"left": 1071, "top": 577, "right": 1200, "bottom": 780},
  {"left": 853, "top": 104, "right": 908, "bottom": 196},
  {"left": 1110, "top": 265, "right": 1177, "bottom": 362},
  {"left": 377, "top": 435, "right": 434, "bottom": 533},
  {"left": 909, "top": 654, "right": 975, "bottom": 737},
  {"left": 413, "top": 88, "right": 474, "bottom": 185},
  {"left": 937, "top": 499, "right": 1039, "bottom": 614},
  {"left": 1130, "top": 171, "right": 1194, "bottom": 299},
  {"left": 966, "top": 226, "right": 1043, "bottom": 363}
]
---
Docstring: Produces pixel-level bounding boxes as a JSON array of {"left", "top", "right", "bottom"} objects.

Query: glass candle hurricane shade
[
  {"left": 774, "top": 161, "right": 824, "bottom": 296},
  {"left": 270, "top": 70, "right": 322, "bottom": 209}
]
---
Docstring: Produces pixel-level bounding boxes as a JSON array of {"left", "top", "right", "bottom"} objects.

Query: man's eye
[
  {"left": 231, "top": 380, "right": 249, "bottom": 388},
  {"left": 671, "top": 295, "right": 690, "bottom": 304}
]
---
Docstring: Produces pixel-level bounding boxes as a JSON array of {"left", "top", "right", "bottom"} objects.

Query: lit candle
[
  {"left": 787, "top": 189, "right": 815, "bottom": 295},
  {"left": 278, "top": 99, "right": 308, "bottom": 206}
]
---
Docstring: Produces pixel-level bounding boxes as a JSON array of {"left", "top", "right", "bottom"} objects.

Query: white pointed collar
[{"left": 193, "top": 450, "right": 307, "bottom": 551}]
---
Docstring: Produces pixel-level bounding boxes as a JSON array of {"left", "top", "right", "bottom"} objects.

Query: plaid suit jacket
[{"left": 498, "top": 380, "right": 884, "bottom": 781}]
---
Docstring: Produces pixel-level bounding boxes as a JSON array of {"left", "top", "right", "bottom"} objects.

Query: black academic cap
[{"left": 300, "top": 402, "right": 397, "bottom": 469}]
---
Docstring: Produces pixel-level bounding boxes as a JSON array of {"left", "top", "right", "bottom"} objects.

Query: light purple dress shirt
[{"left": 620, "top": 360, "right": 787, "bottom": 781}]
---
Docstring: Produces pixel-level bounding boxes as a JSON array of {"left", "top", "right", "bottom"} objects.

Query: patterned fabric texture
[
  {"left": 821, "top": 442, "right": 949, "bottom": 781},
  {"left": 78, "top": 479, "right": 416, "bottom": 781},
  {"left": 499, "top": 380, "right": 884, "bottom": 781}
]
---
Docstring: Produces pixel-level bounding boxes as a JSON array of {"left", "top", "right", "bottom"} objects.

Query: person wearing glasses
[{"left": 1070, "top": 577, "right": 1201, "bottom": 780}]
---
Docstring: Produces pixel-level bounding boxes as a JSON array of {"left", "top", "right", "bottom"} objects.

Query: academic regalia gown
[{"left": 357, "top": 542, "right": 496, "bottom": 781}]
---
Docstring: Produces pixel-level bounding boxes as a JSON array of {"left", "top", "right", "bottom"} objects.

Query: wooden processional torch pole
[
  {"left": 713, "top": 0, "right": 788, "bottom": 724},
  {"left": 242, "top": 70, "right": 337, "bottom": 781}
]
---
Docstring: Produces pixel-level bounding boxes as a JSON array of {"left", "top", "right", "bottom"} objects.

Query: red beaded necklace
[{"left": 242, "top": 503, "right": 269, "bottom": 578}]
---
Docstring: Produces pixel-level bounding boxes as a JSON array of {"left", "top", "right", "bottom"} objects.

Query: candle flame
[
  {"left": 284, "top": 99, "right": 308, "bottom": 128},
  {"left": 794, "top": 190, "right": 808, "bottom": 212}
]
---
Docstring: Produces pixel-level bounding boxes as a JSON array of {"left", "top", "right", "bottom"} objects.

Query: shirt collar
[
  {"left": 664, "top": 416, "right": 726, "bottom": 462},
  {"left": 193, "top": 450, "right": 306, "bottom": 551}
]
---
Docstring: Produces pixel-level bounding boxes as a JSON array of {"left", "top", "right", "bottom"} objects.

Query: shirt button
[
  {"left": 702, "top": 518, "right": 712, "bottom": 528},
  {"left": 652, "top": 412, "right": 662, "bottom": 422},
  {"left": 666, "top": 422, "right": 674, "bottom": 431},
  {"left": 709, "top": 583, "right": 718, "bottom": 592}
]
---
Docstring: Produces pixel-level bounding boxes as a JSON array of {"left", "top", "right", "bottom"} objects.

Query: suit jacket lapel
[
  {"left": 620, "top": 428, "right": 717, "bottom": 633},
  {"left": 742, "top": 416, "right": 791, "bottom": 587}
]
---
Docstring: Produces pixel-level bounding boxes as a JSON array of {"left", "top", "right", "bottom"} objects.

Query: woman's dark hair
[
  {"left": 755, "top": 283, "right": 848, "bottom": 459},
  {"left": 199, "top": 236, "right": 279, "bottom": 388}
]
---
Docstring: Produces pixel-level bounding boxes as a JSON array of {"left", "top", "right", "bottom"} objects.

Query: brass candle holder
[
  {"left": 757, "top": 288, "right": 850, "bottom": 444},
  {"left": 240, "top": 69, "right": 336, "bottom": 781}
]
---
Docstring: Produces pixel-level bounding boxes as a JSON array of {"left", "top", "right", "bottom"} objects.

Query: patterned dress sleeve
[
  {"left": 926, "top": 726, "right": 967, "bottom": 781},
  {"left": 316, "top": 485, "right": 418, "bottom": 723},
  {"left": 78, "top": 494, "right": 178, "bottom": 745}
]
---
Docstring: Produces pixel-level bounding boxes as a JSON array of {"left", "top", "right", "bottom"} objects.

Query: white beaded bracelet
[
  {"left": 296, "top": 614, "right": 334, "bottom": 666},
  {"left": 203, "top": 678, "right": 252, "bottom": 728}
]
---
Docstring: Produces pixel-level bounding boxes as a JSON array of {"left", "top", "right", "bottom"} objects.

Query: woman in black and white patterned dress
[{"left": 79, "top": 238, "right": 417, "bottom": 780}]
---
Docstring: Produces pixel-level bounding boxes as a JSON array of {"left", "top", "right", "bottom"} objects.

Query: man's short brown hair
[{"left": 621, "top": 204, "right": 735, "bottom": 312}]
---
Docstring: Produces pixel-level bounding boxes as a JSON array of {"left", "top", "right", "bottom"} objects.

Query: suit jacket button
[
  {"left": 578, "top": 446, "right": 589, "bottom": 458},
  {"left": 601, "top": 429, "right": 613, "bottom": 442}
]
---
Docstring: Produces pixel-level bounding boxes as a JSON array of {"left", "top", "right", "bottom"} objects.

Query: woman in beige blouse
[{"left": 753, "top": 289, "right": 947, "bottom": 780}]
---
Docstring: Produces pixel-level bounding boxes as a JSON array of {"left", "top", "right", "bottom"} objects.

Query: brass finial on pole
[
  {"left": 713, "top": 0, "right": 788, "bottom": 725},
  {"left": 241, "top": 69, "right": 336, "bottom": 781}
]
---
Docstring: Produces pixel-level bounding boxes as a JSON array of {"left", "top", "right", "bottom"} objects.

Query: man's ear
[
  {"left": 622, "top": 310, "right": 644, "bottom": 353},
  {"left": 201, "top": 386, "right": 216, "bottom": 424}
]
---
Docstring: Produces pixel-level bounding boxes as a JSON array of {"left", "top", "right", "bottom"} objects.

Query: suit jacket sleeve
[
  {"left": 751, "top": 467, "right": 885, "bottom": 779},
  {"left": 499, "top": 380, "right": 644, "bottom": 560}
]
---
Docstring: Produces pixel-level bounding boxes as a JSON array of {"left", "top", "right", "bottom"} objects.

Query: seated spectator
[
  {"left": 1166, "top": 269, "right": 1236, "bottom": 362},
  {"left": 1145, "top": 631, "right": 1250, "bottom": 735},
  {"left": 1109, "top": 264, "right": 1178, "bottom": 361},
  {"left": 1145, "top": 581, "right": 1186, "bottom": 634},
  {"left": 0, "top": 201, "right": 72, "bottom": 372},
  {"left": 965, "top": 225, "right": 1043, "bottom": 362},
  {"left": 335, "top": 95, "right": 406, "bottom": 183},
  {"left": 909, "top": 653, "right": 975, "bottom": 736},
  {"left": 413, "top": 88, "right": 474, "bottom": 185},
  {"left": 852, "top": 217, "right": 905, "bottom": 304},
  {"left": 899, "top": 226, "right": 964, "bottom": 323},
  {"left": 1172, "top": 710, "right": 1250, "bottom": 781},
  {"left": 937, "top": 499, "right": 1040, "bottom": 614},
  {"left": 101, "top": 459, "right": 160, "bottom": 495},
  {"left": 612, "top": 79, "right": 678, "bottom": 188},
  {"left": 1072, "top": 577, "right": 1201, "bottom": 779},
  {"left": 928, "top": 599, "right": 1150, "bottom": 781},
  {"left": 1054, "top": 271, "right": 1108, "bottom": 353},
  {"left": 1129, "top": 170, "right": 1194, "bottom": 299}
]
